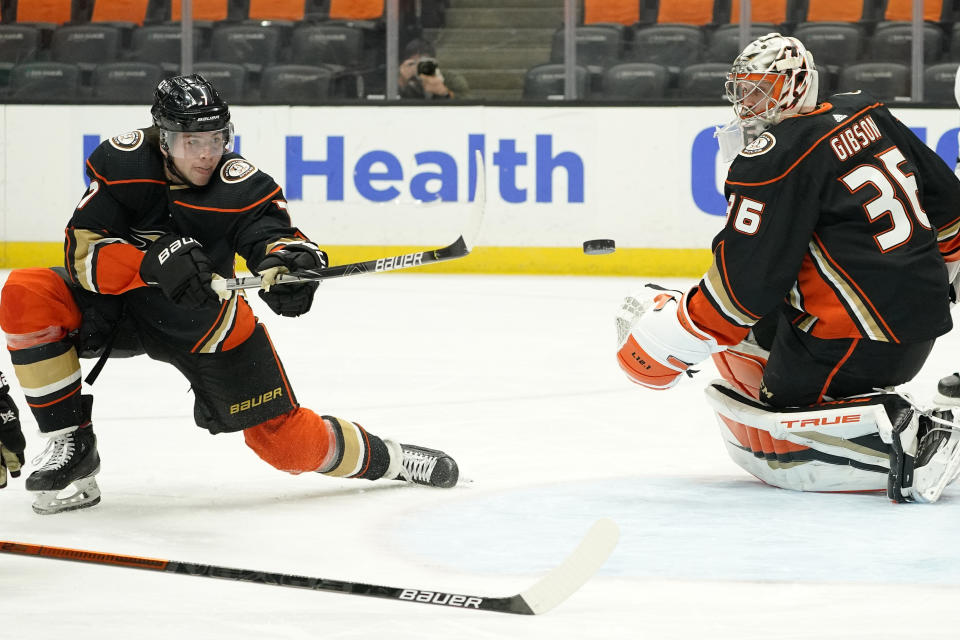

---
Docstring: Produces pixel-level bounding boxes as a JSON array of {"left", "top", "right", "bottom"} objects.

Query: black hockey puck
[{"left": 583, "top": 239, "right": 616, "bottom": 255}]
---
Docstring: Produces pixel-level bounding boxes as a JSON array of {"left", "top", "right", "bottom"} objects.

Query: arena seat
[
  {"left": 838, "top": 62, "right": 910, "bottom": 100},
  {"left": 922, "top": 62, "right": 959, "bottom": 104},
  {"left": 522, "top": 63, "right": 590, "bottom": 99},
  {"left": 601, "top": 62, "right": 668, "bottom": 100},
  {"left": 171, "top": 0, "right": 231, "bottom": 22},
  {"left": 550, "top": 24, "right": 625, "bottom": 68},
  {"left": 129, "top": 24, "right": 201, "bottom": 72},
  {"left": 706, "top": 24, "right": 777, "bottom": 63},
  {"left": 91, "top": 61, "right": 164, "bottom": 103},
  {"left": 51, "top": 24, "right": 122, "bottom": 71},
  {"left": 260, "top": 64, "right": 333, "bottom": 104},
  {"left": 9, "top": 0, "right": 74, "bottom": 25},
  {"left": 583, "top": 0, "right": 640, "bottom": 26},
  {"left": 328, "top": 0, "right": 382, "bottom": 21},
  {"left": 655, "top": 0, "right": 721, "bottom": 25},
  {"left": 882, "top": 0, "right": 944, "bottom": 23},
  {"left": 247, "top": 0, "right": 313, "bottom": 22},
  {"left": 802, "top": 0, "right": 873, "bottom": 23},
  {"left": 677, "top": 62, "right": 729, "bottom": 101},
  {"left": 728, "top": 0, "right": 789, "bottom": 25},
  {"left": 210, "top": 22, "right": 283, "bottom": 73},
  {"left": 792, "top": 23, "right": 865, "bottom": 74},
  {"left": 290, "top": 23, "right": 365, "bottom": 68},
  {"left": 0, "top": 25, "right": 42, "bottom": 77},
  {"left": 869, "top": 22, "right": 944, "bottom": 64},
  {"left": 627, "top": 24, "right": 704, "bottom": 72},
  {"left": 89, "top": 0, "right": 153, "bottom": 26},
  {"left": 9, "top": 61, "right": 81, "bottom": 100},
  {"left": 193, "top": 61, "right": 249, "bottom": 103}
]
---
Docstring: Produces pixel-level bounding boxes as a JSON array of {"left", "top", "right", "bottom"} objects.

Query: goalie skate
[
  {"left": 384, "top": 441, "right": 459, "bottom": 488},
  {"left": 910, "top": 411, "right": 960, "bottom": 503},
  {"left": 26, "top": 426, "right": 102, "bottom": 515}
]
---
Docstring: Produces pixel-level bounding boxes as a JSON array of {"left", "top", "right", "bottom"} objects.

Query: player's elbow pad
[{"left": 616, "top": 294, "right": 721, "bottom": 390}]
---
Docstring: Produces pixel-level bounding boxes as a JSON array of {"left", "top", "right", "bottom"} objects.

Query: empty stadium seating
[
  {"left": 923, "top": 61, "right": 959, "bottom": 104},
  {"left": 838, "top": 62, "right": 910, "bottom": 100},
  {"left": 260, "top": 63, "right": 333, "bottom": 104},
  {"left": 91, "top": 61, "right": 163, "bottom": 102},
  {"left": 601, "top": 62, "right": 668, "bottom": 100},
  {"left": 523, "top": 63, "right": 590, "bottom": 100},
  {"left": 677, "top": 62, "right": 729, "bottom": 101},
  {"left": 9, "top": 60, "right": 81, "bottom": 100}
]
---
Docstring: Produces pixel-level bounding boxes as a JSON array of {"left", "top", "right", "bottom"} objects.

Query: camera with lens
[{"left": 417, "top": 58, "right": 439, "bottom": 76}]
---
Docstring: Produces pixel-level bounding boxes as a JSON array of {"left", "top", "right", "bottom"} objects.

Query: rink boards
[{"left": 1, "top": 103, "right": 956, "bottom": 275}]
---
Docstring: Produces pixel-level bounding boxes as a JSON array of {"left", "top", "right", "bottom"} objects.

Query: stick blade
[{"left": 518, "top": 518, "right": 620, "bottom": 615}]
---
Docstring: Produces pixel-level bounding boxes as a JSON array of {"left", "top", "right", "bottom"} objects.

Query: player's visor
[{"left": 161, "top": 124, "right": 234, "bottom": 160}]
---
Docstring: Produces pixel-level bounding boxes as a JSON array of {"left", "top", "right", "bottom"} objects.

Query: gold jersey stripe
[
  {"left": 324, "top": 417, "right": 366, "bottom": 478},
  {"left": 14, "top": 349, "right": 82, "bottom": 393}
]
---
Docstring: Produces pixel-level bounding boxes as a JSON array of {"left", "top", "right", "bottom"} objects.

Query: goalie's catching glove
[
  {"left": 255, "top": 243, "right": 328, "bottom": 317},
  {"left": 140, "top": 234, "right": 220, "bottom": 309},
  {"left": 0, "top": 375, "right": 25, "bottom": 489},
  {"left": 615, "top": 285, "right": 723, "bottom": 390}
]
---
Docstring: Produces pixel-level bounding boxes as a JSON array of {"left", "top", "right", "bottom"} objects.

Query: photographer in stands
[{"left": 398, "top": 38, "right": 469, "bottom": 99}]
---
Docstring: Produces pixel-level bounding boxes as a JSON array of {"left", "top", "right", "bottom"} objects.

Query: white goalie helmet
[{"left": 725, "top": 33, "right": 819, "bottom": 125}]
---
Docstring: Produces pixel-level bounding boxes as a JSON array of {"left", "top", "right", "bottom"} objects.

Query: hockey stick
[
  {"left": 0, "top": 518, "right": 619, "bottom": 615},
  {"left": 212, "top": 152, "right": 487, "bottom": 293}
]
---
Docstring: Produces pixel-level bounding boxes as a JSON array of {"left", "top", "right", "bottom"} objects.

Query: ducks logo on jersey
[
  {"left": 221, "top": 158, "right": 257, "bottom": 184},
  {"left": 109, "top": 130, "right": 145, "bottom": 152},
  {"left": 739, "top": 132, "right": 776, "bottom": 158}
]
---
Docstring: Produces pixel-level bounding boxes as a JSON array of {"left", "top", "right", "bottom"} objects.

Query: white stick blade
[{"left": 519, "top": 518, "right": 620, "bottom": 615}]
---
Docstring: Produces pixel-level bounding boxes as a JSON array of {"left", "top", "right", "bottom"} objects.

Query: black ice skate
[
  {"left": 935, "top": 373, "right": 960, "bottom": 406},
  {"left": 26, "top": 426, "right": 101, "bottom": 515},
  {"left": 384, "top": 440, "right": 459, "bottom": 488}
]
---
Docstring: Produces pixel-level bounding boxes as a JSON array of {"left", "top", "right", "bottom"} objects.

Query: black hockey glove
[
  {"left": 0, "top": 375, "right": 25, "bottom": 490},
  {"left": 140, "top": 234, "right": 220, "bottom": 309},
  {"left": 255, "top": 244, "right": 328, "bottom": 318}
]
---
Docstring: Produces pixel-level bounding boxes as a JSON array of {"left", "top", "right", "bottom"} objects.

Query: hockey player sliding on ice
[
  {"left": 0, "top": 74, "right": 458, "bottom": 515},
  {"left": 616, "top": 34, "right": 960, "bottom": 503}
]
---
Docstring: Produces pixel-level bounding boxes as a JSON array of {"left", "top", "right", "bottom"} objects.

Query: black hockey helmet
[{"left": 152, "top": 74, "right": 230, "bottom": 132}]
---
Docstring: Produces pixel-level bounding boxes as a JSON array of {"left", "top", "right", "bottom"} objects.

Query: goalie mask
[
  {"left": 152, "top": 74, "right": 234, "bottom": 186},
  {"left": 725, "top": 33, "right": 819, "bottom": 126}
]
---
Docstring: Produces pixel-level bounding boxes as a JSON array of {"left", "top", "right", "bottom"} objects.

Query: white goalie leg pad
[{"left": 705, "top": 381, "right": 894, "bottom": 492}]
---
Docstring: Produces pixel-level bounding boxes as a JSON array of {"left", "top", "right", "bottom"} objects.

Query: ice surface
[{"left": 2, "top": 272, "right": 960, "bottom": 639}]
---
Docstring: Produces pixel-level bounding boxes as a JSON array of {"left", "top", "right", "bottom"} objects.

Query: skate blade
[
  {"left": 32, "top": 476, "right": 102, "bottom": 515},
  {"left": 914, "top": 439, "right": 960, "bottom": 504}
]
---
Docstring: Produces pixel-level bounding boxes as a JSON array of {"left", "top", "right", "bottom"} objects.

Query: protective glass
[{"left": 161, "top": 123, "right": 234, "bottom": 160}]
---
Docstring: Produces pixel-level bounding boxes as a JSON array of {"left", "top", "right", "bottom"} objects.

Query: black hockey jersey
[
  {"left": 687, "top": 91, "right": 960, "bottom": 346},
  {"left": 65, "top": 127, "right": 310, "bottom": 296}
]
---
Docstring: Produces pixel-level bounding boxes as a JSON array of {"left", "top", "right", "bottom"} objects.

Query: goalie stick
[
  {"left": 0, "top": 518, "right": 619, "bottom": 615},
  {"left": 212, "top": 151, "right": 487, "bottom": 293}
]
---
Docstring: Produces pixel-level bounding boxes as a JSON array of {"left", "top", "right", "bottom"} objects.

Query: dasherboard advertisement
[{"left": 1, "top": 104, "right": 956, "bottom": 274}]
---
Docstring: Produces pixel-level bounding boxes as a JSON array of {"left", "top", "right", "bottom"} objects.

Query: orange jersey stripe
[
  {"left": 174, "top": 185, "right": 282, "bottom": 214},
  {"left": 726, "top": 103, "right": 881, "bottom": 188},
  {"left": 85, "top": 159, "right": 166, "bottom": 186}
]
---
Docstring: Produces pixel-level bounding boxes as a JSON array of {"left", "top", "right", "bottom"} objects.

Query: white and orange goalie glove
[{"left": 615, "top": 285, "right": 724, "bottom": 390}]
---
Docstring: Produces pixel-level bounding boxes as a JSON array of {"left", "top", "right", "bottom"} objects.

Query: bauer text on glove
[{"left": 139, "top": 234, "right": 220, "bottom": 309}]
